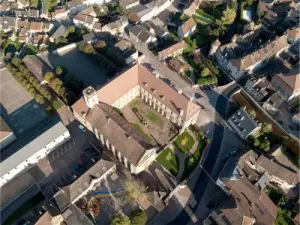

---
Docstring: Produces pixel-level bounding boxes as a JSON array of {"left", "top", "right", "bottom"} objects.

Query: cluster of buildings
[{"left": 204, "top": 147, "right": 299, "bottom": 225}]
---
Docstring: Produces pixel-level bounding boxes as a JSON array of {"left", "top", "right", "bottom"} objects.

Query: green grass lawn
[
  {"left": 174, "top": 131, "right": 195, "bottom": 153},
  {"left": 156, "top": 148, "right": 179, "bottom": 176},
  {"left": 147, "top": 111, "right": 164, "bottom": 128},
  {"left": 131, "top": 123, "right": 152, "bottom": 143},
  {"left": 181, "top": 139, "right": 206, "bottom": 181}
]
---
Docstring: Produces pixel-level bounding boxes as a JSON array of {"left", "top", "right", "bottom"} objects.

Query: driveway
[{"left": 38, "top": 47, "right": 108, "bottom": 89}]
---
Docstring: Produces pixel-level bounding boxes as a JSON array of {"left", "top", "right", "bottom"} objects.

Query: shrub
[
  {"left": 197, "top": 76, "right": 218, "bottom": 85},
  {"left": 44, "top": 72, "right": 56, "bottom": 83},
  {"left": 110, "top": 213, "right": 130, "bottom": 225},
  {"left": 130, "top": 209, "right": 147, "bottom": 225},
  {"left": 55, "top": 65, "right": 64, "bottom": 76},
  {"left": 79, "top": 42, "right": 95, "bottom": 54},
  {"left": 94, "top": 40, "right": 107, "bottom": 51}
]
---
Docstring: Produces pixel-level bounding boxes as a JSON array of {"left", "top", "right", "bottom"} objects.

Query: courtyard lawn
[
  {"left": 131, "top": 123, "right": 152, "bottom": 143},
  {"left": 156, "top": 148, "right": 179, "bottom": 176},
  {"left": 129, "top": 98, "right": 140, "bottom": 108},
  {"left": 147, "top": 111, "right": 164, "bottom": 128},
  {"left": 174, "top": 131, "right": 195, "bottom": 153},
  {"left": 181, "top": 138, "right": 206, "bottom": 181}
]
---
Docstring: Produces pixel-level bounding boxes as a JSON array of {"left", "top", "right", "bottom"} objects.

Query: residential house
[
  {"left": 49, "top": 25, "right": 67, "bottom": 43},
  {"left": 0, "top": 16, "right": 16, "bottom": 32},
  {"left": 28, "top": 8, "right": 40, "bottom": 18},
  {"left": 144, "top": 21, "right": 169, "bottom": 39},
  {"left": 129, "top": 24, "right": 157, "bottom": 46},
  {"left": 183, "top": 0, "right": 200, "bottom": 17},
  {"left": 51, "top": 8, "right": 67, "bottom": 19},
  {"left": 16, "top": 19, "right": 30, "bottom": 31},
  {"left": 82, "top": 32, "right": 96, "bottom": 43},
  {"left": 101, "top": 17, "right": 128, "bottom": 35},
  {"left": 0, "top": 117, "right": 16, "bottom": 149},
  {"left": 158, "top": 41, "right": 187, "bottom": 60},
  {"left": 17, "top": 0, "right": 29, "bottom": 9},
  {"left": 227, "top": 108, "right": 260, "bottom": 139},
  {"left": 0, "top": 2, "right": 11, "bottom": 11},
  {"left": 67, "top": 0, "right": 85, "bottom": 15},
  {"left": 22, "top": 55, "right": 52, "bottom": 82},
  {"left": 245, "top": 77, "right": 271, "bottom": 102},
  {"left": 238, "top": 150, "right": 299, "bottom": 192},
  {"left": 92, "top": 22, "right": 102, "bottom": 32},
  {"left": 72, "top": 64, "right": 200, "bottom": 173},
  {"left": 204, "top": 178, "right": 277, "bottom": 225},
  {"left": 119, "top": 0, "right": 139, "bottom": 10},
  {"left": 80, "top": 6, "right": 97, "bottom": 17},
  {"left": 73, "top": 12, "right": 98, "bottom": 29},
  {"left": 14, "top": 9, "right": 28, "bottom": 17},
  {"left": 29, "top": 21, "right": 51, "bottom": 33},
  {"left": 262, "top": 91, "right": 284, "bottom": 116},
  {"left": 33, "top": 34, "right": 49, "bottom": 47},
  {"left": 177, "top": 17, "right": 196, "bottom": 39},
  {"left": 112, "top": 39, "right": 138, "bottom": 64},
  {"left": 216, "top": 31, "right": 290, "bottom": 80},
  {"left": 128, "top": 4, "right": 151, "bottom": 19},
  {"left": 271, "top": 65, "right": 300, "bottom": 101}
]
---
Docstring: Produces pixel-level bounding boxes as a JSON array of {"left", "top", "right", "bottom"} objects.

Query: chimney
[
  {"left": 83, "top": 86, "right": 98, "bottom": 109},
  {"left": 161, "top": 95, "right": 165, "bottom": 100},
  {"left": 156, "top": 73, "right": 160, "bottom": 78},
  {"left": 144, "top": 82, "right": 148, "bottom": 87},
  {"left": 178, "top": 89, "right": 182, "bottom": 94},
  {"left": 180, "top": 109, "right": 184, "bottom": 116}
]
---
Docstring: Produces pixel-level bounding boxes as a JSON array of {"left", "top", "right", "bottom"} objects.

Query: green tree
[
  {"left": 95, "top": 40, "right": 107, "bottom": 51},
  {"left": 79, "top": 42, "right": 95, "bottom": 54},
  {"left": 110, "top": 213, "right": 131, "bottom": 225},
  {"left": 253, "top": 138, "right": 260, "bottom": 147},
  {"left": 201, "top": 67, "right": 210, "bottom": 77},
  {"left": 122, "top": 171, "right": 146, "bottom": 202},
  {"left": 260, "top": 123, "right": 272, "bottom": 135},
  {"left": 44, "top": 72, "right": 56, "bottom": 83},
  {"left": 65, "top": 25, "right": 76, "bottom": 37},
  {"left": 51, "top": 78, "right": 63, "bottom": 86},
  {"left": 11, "top": 57, "right": 22, "bottom": 68},
  {"left": 35, "top": 94, "right": 46, "bottom": 105},
  {"left": 221, "top": 7, "right": 236, "bottom": 25},
  {"left": 55, "top": 36, "right": 68, "bottom": 44},
  {"left": 259, "top": 138, "right": 270, "bottom": 152},
  {"left": 130, "top": 209, "right": 147, "bottom": 225},
  {"left": 55, "top": 66, "right": 64, "bottom": 76}
]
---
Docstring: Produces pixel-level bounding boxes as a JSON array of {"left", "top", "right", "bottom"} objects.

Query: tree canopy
[
  {"left": 110, "top": 213, "right": 131, "bottom": 225},
  {"left": 44, "top": 72, "right": 56, "bottom": 83},
  {"left": 130, "top": 209, "right": 147, "bottom": 225}
]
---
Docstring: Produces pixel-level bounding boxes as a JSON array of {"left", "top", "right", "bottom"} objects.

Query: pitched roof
[
  {"left": 231, "top": 35, "right": 289, "bottom": 70},
  {"left": 222, "top": 178, "right": 277, "bottom": 225},
  {"left": 273, "top": 65, "right": 300, "bottom": 92},
  {"left": 86, "top": 103, "right": 155, "bottom": 165},
  {"left": 95, "top": 64, "right": 200, "bottom": 121},
  {"left": 0, "top": 117, "right": 13, "bottom": 141},
  {"left": 180, "top": 17, "right": 196, "bottom": 35},
  {"left": 256, "top": 155, "right": 299, "bottom": 185},
  {"left": 62, "top": 159, "right": 115, "bottom": 201},
  {"left": 81, "top": 7, "right": 96, "bottom": 16},
  {"left": 30, "top": 21, "right": 42, "bottom": 31},
  {"left": 50, "top": 25, "right": 66, "bottom": 40},
  {"left": 74, "top": 13, "right": 95, "bottom": 25},
  {"left": 158, "top": 41, "right": 186, "bottom": 58},
  {"left": 22, "top": 55, "right": 52, "bottom": 81},
  {"left": 51, "top": 8, "right": 66, "bottom": 17}
]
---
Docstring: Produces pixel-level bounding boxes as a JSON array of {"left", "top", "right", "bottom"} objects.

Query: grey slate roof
[
  {"left": 129, "top": 25, "right": 142, "bottom": 36},
  {"left": 82, "top": 32, "right": 95, "bottom": 42},
  {"left": 28, "top": 8, "right": 39, "bottom": 17},
  {"left": 0, "top": 120, "right": 69, "bottom": 177},
  {"left": 144, "top": 21, "right": 167, "bottom": 38},
  {"left": 138, "top": 29, "right": 151, "bottom": 43},
  {"left": 22, "top": 55, "right": 52, "bottom": 82},
  {"left": 50, "top": 25, "right": 66, "bottom": 41},
  {"left": 14, "top": 9, "right": 28, "bottom": 17}
]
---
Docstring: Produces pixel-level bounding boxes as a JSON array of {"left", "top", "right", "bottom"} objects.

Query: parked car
[{"left": 78, "top": 124, "right": 86, "bottom": 132}]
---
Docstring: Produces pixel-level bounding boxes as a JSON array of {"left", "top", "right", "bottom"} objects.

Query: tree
[
  {"left": 55, "top": 65, "right": 64, "bottom": 76},
  {"left": 220, "top": 7, "right": 236, "bottom": 25},
  {"left": 65, "top": 25, "right": 75, "bottom": 37},
  {"left": 55, "top": 36, "right": 68, "bottom": 45},
  {"left": 130, "top": 209, "right": 147, "bottom": 225},
  {"left": 51, "top": 78, "right": 63, "bottom": 86},
  {"left": 122, "top": 171, "right": 146, "bottom": 202},
  {"left": 247, "top": 109, "right": 256, "bottom": 118},
  {"left": 110, "top": 213, "right": 131, "bottom": 225},
  {"left": 95, "top": 40, "right": 107, "bottom": 51},
  {"left": 201, "top": 67, "right": 210, "bottom": 77},
  {"left": 79, "top": 42, "right": 95, "bottom": 54},
  {"left": 12, "top": 57, "right": 22, "bottom": 68},
  {"left": 260, "top": 123, "right": 272, "bottom": 135},
  {"left": 253, "top": 138, "right": 260, "bottom": 147},
  {"left": 259, "top": 138, "right": 270, "bottom": 152},
  {"left": 44, "top": 72, "right": 56, "bottom": 83},
  {"left": 35, "top": 94, "right": 46, "bottom": 105}
]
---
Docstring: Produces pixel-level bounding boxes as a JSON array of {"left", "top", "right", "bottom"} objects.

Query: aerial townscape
[{"left": 0, "top": 0, "right": 299, "bottom": 224}]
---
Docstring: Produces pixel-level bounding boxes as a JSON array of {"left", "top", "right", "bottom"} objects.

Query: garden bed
[
  {"left": 174, "top": 131, "right": 195, "bottom": 153},
  {"left": 156, "top": 148, "right": 180, "bottom": 176}
]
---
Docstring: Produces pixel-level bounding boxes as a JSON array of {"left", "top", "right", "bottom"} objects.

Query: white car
[{"left": 78, "top": 124, "right": 87, "bottom": 132}]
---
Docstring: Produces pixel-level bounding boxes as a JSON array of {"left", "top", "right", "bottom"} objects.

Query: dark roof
[
  {"left": 22, "top": 55, "right": 52, "bottom": 82},
  {"left": 62, "top": 204, "right": 93, "bottom": 225},
  {"left": 144, "top": 21, "right": 167, "bottom": 38},
  {"left": 62, "top": 159, "right": 115, "bottom": 202},
  {"left": 82, "top": 33, "right": 95, "bottom": 42},
  {"left": 86, "top": 103, "right": 155, "bottom": 166},
  {"left": 138, "top": 29, "right": 151, "bottom": 43},
  {"left": 129, "top": 25, "right": 142, "bottom": 36},
  {"left": 50, "top": 25, "right": 66, "bottom": 40}
]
